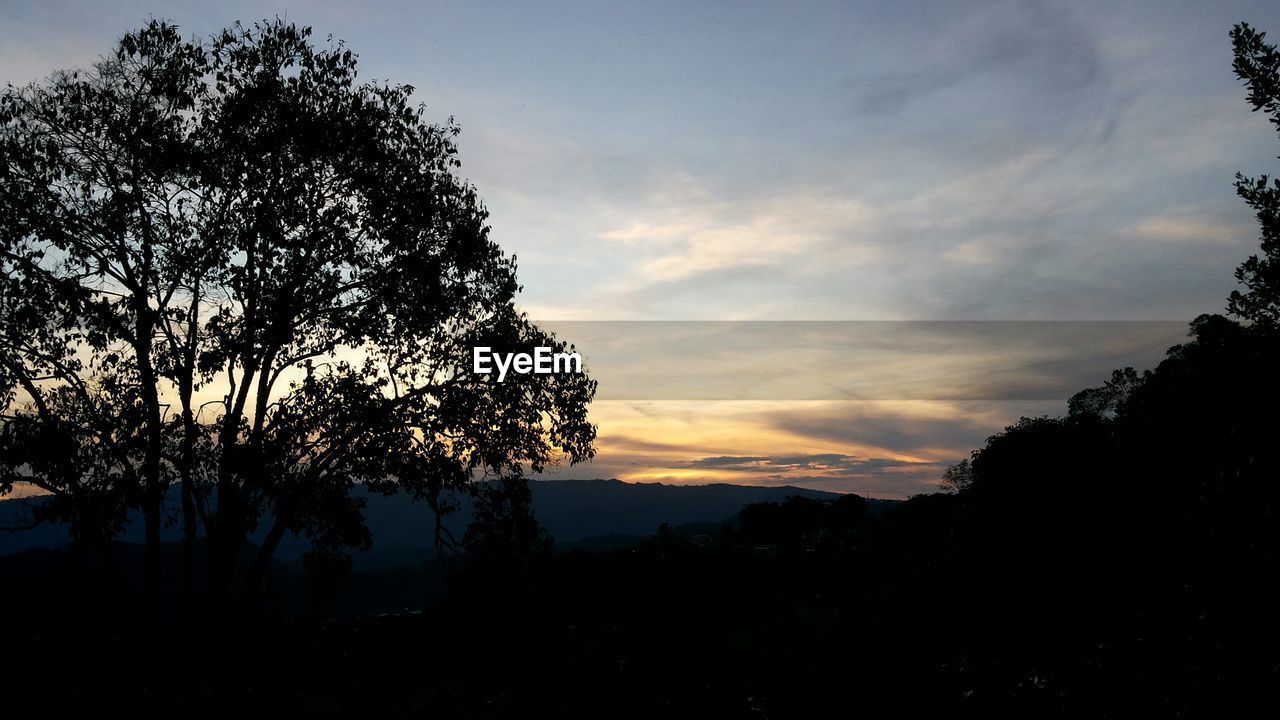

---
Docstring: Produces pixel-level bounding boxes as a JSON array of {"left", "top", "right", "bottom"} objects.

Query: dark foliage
[{"left": 0, "top": 18, "right": 596, "bottom": 620}]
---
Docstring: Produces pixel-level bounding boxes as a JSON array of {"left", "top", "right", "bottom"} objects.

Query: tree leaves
[
  {"left": 1229, "top": 24, "right": 1280, "bottom": 327},
  {"left": 0, "top": 18, "right": 597, "bottom": 608}
]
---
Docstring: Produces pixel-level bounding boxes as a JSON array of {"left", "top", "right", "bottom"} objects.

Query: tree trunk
[
  {"left": 134, "top": 308, "right": 165, "bottom": 623},
  {"left": 206, "top": 489, "right": 243, "bottom": 618},
  {"left": 242, "top": 515, "right": 289, "bottom": 609},
  {"left": 180, "top": 405, "right": 197, "bottom": 620},
  {"left": 179, "top": 291, "right": 201, "bottom": 622},
  {"left": 143, "top": 492, "right": 161, "bottom": 619}
]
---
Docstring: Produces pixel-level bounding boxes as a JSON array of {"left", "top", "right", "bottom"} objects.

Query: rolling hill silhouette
[{"left": 0, "top": 480, "right": 887, "bottom": 568}]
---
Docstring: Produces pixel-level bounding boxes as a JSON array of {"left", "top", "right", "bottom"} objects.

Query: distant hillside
[
  {"left": 0, "top": 479, "right": 894, "bottom": 567},
  {"left": 528, "top": 479, "right": 846, "bottom": 540}
]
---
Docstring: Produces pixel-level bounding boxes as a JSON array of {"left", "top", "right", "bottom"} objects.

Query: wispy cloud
[
  {"left": 597, "top": 177, "right": 883, "bottom": 293},
  {"left": 1124, "top": 207, "right": 1255, "bottom": 245},
  {"left": 685, "top": 453, "right": 929, "bottom": 473}
]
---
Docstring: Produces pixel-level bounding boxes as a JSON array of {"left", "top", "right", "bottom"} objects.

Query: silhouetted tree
[
  {"left": 737, "top": 494, "right": 869, "bottom": 549},
  {"left": 462, "top": 474, "right": 554, "bottom": 572},
  {"left": 1067, "top": 367, "right": 1144, "bottom": 419},
  {"left": 925, "top": 28, "right": 1280, "bottom": 710},
  {"left": 0, "top": 19, "right": 596, "bottom": 620},
  {"left": 1229, "top": 23, "right": 1280, "bottom": 326},
  {"left": 940, "top": 458, "right": 973, "bottom": 493}
]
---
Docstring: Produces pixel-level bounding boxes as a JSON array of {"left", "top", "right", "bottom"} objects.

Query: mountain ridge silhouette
[{"left": 0, "top": 479, "right": 894, "bottom": 567}]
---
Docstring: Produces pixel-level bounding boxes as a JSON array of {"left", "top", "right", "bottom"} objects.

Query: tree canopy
[
  {"left": 1229, "top": 22, "right": 1280, "bottom": 326},
  {"left": 0, "top": 19, "right": 596, "bottom": 616}
]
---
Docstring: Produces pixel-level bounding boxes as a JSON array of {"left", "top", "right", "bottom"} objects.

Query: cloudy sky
[{"left": 4, "top": 0, "right": 1279, "bottom": 496}]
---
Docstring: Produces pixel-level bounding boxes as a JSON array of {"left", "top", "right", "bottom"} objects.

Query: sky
[{"left": 3, "top": 0, "right": 1279, "bottom": 497}]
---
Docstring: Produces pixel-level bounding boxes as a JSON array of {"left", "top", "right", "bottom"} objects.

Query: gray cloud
[
  {"left": 748, "top": 473, "right": 942, "bottom": 491},
  {"left": 538, "top": 321, "right": 1190, "bottom": 400},
  {"left": 852, "top": 0, "right": 1105, "bottom": 120},
  {"left": 684, "top": 453, "right": 928, "bottom": 473},
  {"left": 686, "top": 456, "right": 770, "bottom": 468},
  {"left": 760, "top": 401, "right": 1056, "bottom": 457}
]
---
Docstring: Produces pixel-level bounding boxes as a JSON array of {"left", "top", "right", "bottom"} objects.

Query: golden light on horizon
[{"left": 553, "top": 399, "right": 1039, "bottom": 497}]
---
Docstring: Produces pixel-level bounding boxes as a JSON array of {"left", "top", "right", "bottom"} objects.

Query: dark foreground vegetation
[{"left": 5, "top": 413, "right": 1280, "bottom": 719}]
